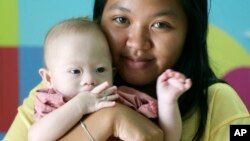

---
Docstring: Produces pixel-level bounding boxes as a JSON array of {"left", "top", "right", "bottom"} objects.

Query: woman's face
[{"left": 101, "top": 0, "right": 187, "bottom": 85}]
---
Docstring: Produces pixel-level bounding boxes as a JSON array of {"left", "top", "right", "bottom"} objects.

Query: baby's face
[{"left": 48, "top": 31, "right": 113, "bottom": 100}]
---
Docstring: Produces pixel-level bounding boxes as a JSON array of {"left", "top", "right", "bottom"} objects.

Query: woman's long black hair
[{"left": 93, "top": 0, "right": 221, "bottom": 140}]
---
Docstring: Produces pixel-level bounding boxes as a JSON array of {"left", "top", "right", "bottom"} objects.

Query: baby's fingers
[
  {"left": 168, "top": 78, "right": 190, "bottom": 92},
  {"left": 184, "top": 78, "right": 192, "bottom": 90},
  {"left": 93, "top": 85, "right": 117, "bottom": 99},
  {"left": 99, "top": 86, "right": 117, "bottom": 97},
  {"left": 91, "top": 81, "right": 109, "bottom": 94},
  {"left": 100, "top": 94, "right": 119, "bottom": 101},
  {"left": 96, "top": 94, "right": 119, "bottom": 110},
  {"left": 158, "top": 69, "right": 171, "bottom": 82}
]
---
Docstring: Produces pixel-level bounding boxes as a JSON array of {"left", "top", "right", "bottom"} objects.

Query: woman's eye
[
  {"left": 152, "top": 22, "right": 171, "bottom": 29},
  {"left": 113, "top": 17, "right": 128, "bottom": 24},
  {"left": 70, "top": 69, "right": 81, "bottom": 74},
  {"left": 96, "top": 67, "right": 106, "bottom": 73}
]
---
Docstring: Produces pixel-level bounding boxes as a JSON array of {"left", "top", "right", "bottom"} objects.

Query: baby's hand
[
  {"left": 157, "top": 69, "right": 192, "bottom": 104},
  {"left": 77, "top": 81, "right": 119, "bottom": 114}
]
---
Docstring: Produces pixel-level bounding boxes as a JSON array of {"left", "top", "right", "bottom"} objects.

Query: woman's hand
[{"left": 112, "top": 103, "right": 163, "bottom": 141}]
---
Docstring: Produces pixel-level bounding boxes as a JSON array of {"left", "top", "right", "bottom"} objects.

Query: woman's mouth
[{"left": 123, "top": 56, "right": 153, "bottom": 69}]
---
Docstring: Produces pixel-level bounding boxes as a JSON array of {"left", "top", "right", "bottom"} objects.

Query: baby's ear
[{"left": 39, "top": 68, "right": 52, "bottom": 88}]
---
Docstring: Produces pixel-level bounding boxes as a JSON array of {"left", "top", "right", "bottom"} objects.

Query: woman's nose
[{"left": 126, "top": 24, "right": 151, "bottom": 50}]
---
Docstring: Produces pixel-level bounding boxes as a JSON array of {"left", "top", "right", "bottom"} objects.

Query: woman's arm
[
  {"left": 4, "top": 81, "right": 162, "bottom": 141},
  {"left": 59, "top": 107, "right": 114, "bottom": 141},
  {"left": 60, "top": 103, "right": 163, "bottom": 141}
]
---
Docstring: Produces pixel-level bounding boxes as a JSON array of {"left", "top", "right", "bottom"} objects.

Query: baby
[{"left": 28, "top": 17, "right": 191, "bottom": 141}]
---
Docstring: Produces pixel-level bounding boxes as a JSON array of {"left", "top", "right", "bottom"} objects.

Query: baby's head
[{"left": 40, "top": 17, "right": 113, "bottom": 100}]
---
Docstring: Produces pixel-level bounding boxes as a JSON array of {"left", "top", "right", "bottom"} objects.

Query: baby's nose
[{"left": 80, "top": 74, "right": 96, "bottom": 86}]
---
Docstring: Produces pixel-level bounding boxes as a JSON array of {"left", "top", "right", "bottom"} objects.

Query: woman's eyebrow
[
  {"left": 153, "top": 10, "right": 178, "bottom": 19},
  {"left": 109, "top": 3, "right": 131, "bottom": 13},
  {"left": 108, "top": 4, "right": 178, "bottom": 20}
]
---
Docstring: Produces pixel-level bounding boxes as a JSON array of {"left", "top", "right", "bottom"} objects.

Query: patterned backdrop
[{"left": 0, "top": 0, "right": 249, "bottom": 139}]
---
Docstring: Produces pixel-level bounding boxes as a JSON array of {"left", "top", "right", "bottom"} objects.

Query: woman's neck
[{"left": 114, "top": 75, "right": 157, "bottom": 98}]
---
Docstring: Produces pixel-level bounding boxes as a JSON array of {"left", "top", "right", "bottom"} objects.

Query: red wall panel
[{"left": 0, "top": 48, "right": 19, "bottom": 132}]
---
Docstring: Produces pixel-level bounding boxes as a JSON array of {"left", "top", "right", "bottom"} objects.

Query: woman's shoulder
[
  {"left": 3, "top": 82, "right": 46, "bottom": 141},
  {"left": 207, "top": 82, "right": 248, "bottom": 112},
  {"left": 205, "top": 83, "right": 250, "bottom": 140},
  {"left": 207, "top": 82, "right": 249, "bottom": 119},
  {"left": 207, "top": 83, "right": 243, "bottom": 103},
  {"left": 208, "top": 82, "right": 236, "bottom": 94}
]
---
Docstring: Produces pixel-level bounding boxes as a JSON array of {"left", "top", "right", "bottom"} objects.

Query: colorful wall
[{"left": 0, "top": 0, "right": 249, "bottom": 139}]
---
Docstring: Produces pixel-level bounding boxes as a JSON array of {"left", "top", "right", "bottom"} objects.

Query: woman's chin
[{"left": 121, "top": 74, "right": 153, "bottom": 86}]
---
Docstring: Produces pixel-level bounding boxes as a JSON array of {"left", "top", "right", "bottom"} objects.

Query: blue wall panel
[
  {"left": 19, "top": 47, "right": 43, "bottom": 104},
  {"left": 19, "top": 0, "right": 94, "bottom": 47}
]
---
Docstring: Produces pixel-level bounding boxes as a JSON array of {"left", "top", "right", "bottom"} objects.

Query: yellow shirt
[
  {"left": 4, "top": 83, "right": 250, "bottom": 141},
  {"left": 182, "top": 83, "right": 250, "bottom": 141}
]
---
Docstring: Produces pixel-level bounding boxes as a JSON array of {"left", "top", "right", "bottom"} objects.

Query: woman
[{"left": 4, "top": 0, "right": 250, "bottom": 141}]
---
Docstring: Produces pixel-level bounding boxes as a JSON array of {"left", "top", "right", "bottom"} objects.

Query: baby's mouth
[{"left": 81, "top": 85, "right": 95, "bottom": 91}]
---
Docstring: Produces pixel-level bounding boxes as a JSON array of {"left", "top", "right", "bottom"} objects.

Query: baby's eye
[
  {"left": 69, "top": 69, "right": 81, "bottom": 74},
  {"left": 96, "top": 67, "right": 106, "bottom": 73},
  {"left": 113, "top": 17, "right": 128, "bottom": 24}
]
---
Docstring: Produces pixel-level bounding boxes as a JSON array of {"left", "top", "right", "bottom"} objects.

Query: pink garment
[
  {"left": 34, "top": 89, "right": 66, "bottom": 121},
  {"left": 116, "top": 86, "right": 158, "bottom": 118},
  {"left": 34, "top": 86, "right": 158, "bottom": 121}
]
